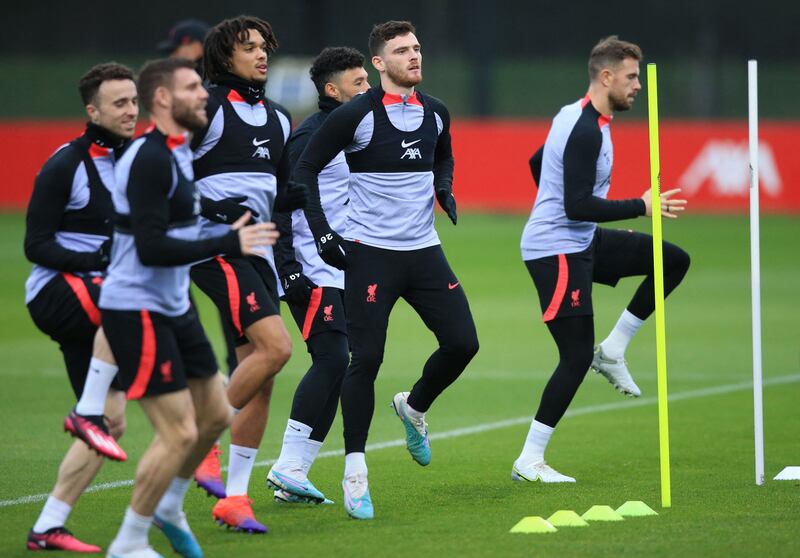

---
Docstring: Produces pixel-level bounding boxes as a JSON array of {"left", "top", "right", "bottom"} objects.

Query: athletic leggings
[
  {"left": 289, "top": 331, "right": 349, "bottom": 443},
  {"left": 341, "top": 243, "right": 479, "bottom": 454}
]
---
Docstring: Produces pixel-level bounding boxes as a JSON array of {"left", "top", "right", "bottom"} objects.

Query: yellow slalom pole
[{"left": 647, "top": 63, "right": 671, "bottom": 508}]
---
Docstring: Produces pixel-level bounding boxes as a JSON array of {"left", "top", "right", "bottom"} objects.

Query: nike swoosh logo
[
  {"left": 448, "top": 282, "right": 460, "bottom": 290},
  {"left": 252, "top": 138, "right": 270, "bottom": 146},
  {"left": 235, "top": 452, "right": 252, "bottom": 459},
  {"left": 401, "top": 139, "right": 421, "bottom": 148},
  {"left": 289, "top": 425, "right": 301, "bottom": 431}
]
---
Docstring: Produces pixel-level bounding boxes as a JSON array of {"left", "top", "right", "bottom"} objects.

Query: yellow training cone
[
  {"left": 616, "top": 501, "right": 658, "bottom": 517},
  {"left": 582, "top": 505, "right": 624, "bottom": 522},
  {"left": 509, "top": 516, "right": 558, "bottom": 534},
  {"left": 547, "top": 510, "right": 589, "bottom": 527}
]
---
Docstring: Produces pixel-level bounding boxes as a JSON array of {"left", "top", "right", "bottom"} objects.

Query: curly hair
[
  {"left": 368, "top": 20, "right": 416, "bottom": 56},
  {"left": 203, "top": 15, "right": 278, "bottom": 83},
  {"left": 309, "top": 47, "right": 366, "bottom": 96},
  {"left": 588, "top": 36, "right": 642, "bottom": 81},
  {"left": 78, "top": 62, "right": 135, "bottom": 105}
]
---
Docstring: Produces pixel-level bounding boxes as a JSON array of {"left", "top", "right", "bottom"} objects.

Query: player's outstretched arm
[
  {"left": 563, "top": 126, "right": 645, "bottom": 223},
  {"left": 127, "top": 144, "right": 274, "bottom": 266}
]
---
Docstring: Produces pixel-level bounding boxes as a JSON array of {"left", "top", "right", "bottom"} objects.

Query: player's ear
[
  {"left": 324, "top": 82, "right": 340, "bottom": 102},
  {"left": 600, "top": 67, "right": 613, "bottom": 88},
  {"left": 86, "top": 103, "right": 99, "bottom": 124},
  {"left": 153, "top": 85, "right": 171, "bottom": 110},
  {"left": 371, "top": 55, "right": 384, "bottom": 73}
]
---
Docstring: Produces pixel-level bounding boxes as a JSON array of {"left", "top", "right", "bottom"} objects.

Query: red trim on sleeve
[
  {"left": 61, "top": 273, "right": 101, "bottom": 327},
  {"left": 215, "top": 256, "right": 242, "bottom": 336},
  {"left": 301, "top": 287, "right": 323, "bottom": 341},
  {"left": 127, "top": 309, "right": 156, "bottom": 400},
  {"left": 542, "top": 254, "right": 569, "bottom": 322}
]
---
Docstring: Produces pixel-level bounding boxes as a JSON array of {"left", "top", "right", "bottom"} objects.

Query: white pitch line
[{"left": 2, "top": 373, "right": 798, "bottom": 509}]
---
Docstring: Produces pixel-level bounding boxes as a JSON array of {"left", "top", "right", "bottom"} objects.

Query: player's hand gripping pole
[{"left": 647, "top": 63, "right": 672, "bottom": 508}]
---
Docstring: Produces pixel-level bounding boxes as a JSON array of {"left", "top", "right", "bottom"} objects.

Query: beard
[
  {"left": 385, "top": 63, "right": 422, "bottom": 88},
  {"left": 172, "top": 100, "right": 207, "bottom": 132},
  {"left": 608, "top": 90, "right": 634, "bottom": 112}
]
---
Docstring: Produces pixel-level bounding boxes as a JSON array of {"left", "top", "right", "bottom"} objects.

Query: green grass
[{"left": 0, "top": 212, "right": 798, "bottom": 557}]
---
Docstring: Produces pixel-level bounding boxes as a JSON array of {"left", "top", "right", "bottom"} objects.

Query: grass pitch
[{"left": 0, "top": 212, "right": 798, "bottom": 557}]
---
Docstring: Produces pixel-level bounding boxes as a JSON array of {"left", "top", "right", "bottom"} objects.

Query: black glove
[
  {"left": 274, "top": 181, "right": 308, "bottom": 212},
  {"left": 95, "top": 238, "right": 112, "bottom": 270},
  {"left": 436, "top": 188, "right": 458, "bottom": 225},
  {"left": 200, "top": 196, "right": 259, "bottom": 224},
  {"left": 280, "top": 272, "right": 318, "bottom": 306},
  {"left": 316, "top": 230, "right": 348, "bottom": 270}
]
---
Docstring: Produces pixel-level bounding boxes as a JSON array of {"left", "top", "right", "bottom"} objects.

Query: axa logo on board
[{"left": 678, "top": 140, "right": 781, "bottom": 197}]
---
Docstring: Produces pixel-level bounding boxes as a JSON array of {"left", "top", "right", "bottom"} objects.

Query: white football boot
[
  {"left": 511, "top": 460, "right": 576, "bottom": 483},
  {"left": 591, "top": 345, "right": 641, "bottom": 397}
]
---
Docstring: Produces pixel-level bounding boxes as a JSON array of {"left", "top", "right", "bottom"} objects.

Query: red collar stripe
[
  {"left": 166, "top": 134, "right": 186, "bottom": 151},
  {"left": 382, "top": 91, "right": 422, "bottom": 107},
  {"left": 88, "top": 144, "right": 110, "bottom": 158}
]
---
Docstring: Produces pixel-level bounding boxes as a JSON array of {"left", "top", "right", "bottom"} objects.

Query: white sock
[
  {"left": 302, "top": 439, "right": 323, "bottom": 475},
  {"left": 108, "top": 507, "right": 152, "bottom": 553},
  {"left": 32, "top": 495, "right": 71, "bottom": 533},
  {"left": 74, "top": 358, "right": 118, "bottom": 416},
  {"left": 344, "top": 452, "right": 367, "bottom": 478},
  {"left": 600, "top": 309, "right": 645, "bottom": 359},
  {"left": 518, "top": 420, "right": 554, "bottom": 464},
  {"left": 226, "top": 444, "right": 257, "bottom": 496},
  {"left": 154, "top": 476, "right": 191, "bottom": 521},
  {"left": 275, "top": 419, "right": 312, "bottom": 473}
]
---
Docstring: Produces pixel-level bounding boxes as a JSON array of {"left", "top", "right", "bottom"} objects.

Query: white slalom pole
[{"left": 748, "top": 59, "right": 765, "bottom": 486}]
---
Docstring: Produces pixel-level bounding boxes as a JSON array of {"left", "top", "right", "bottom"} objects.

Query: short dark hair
[
  {"left": 137, "top": 58, "right": 197, "bottom": 112},
  {"left": 309, "top": 47, "right": 366, "bottom": 96},
  {"left": 588, "top": 36, "right": 642, "bottom": 81},
  {"left": 368, "top": 20, "right": 416, "bottom": 56},
  {"left": 78, "top": 62, "right": 135, "bottom": 105},
  {"left": 204, "top": 15, "right": 278, "bottom": 83}
]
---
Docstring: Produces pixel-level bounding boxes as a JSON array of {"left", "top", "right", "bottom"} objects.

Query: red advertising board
[
  {"left": 1, "top": 119, "right": 798, "bottom": 212},
  {"left": 450, "top": 119, "right": 800, "bottom": 213}
]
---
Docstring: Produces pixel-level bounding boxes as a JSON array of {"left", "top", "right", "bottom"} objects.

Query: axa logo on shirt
[
  {"left": 401, "top": 138, "right": 422, "bottom": 160},
  {"left": 252, "top": 137, "right": 271, "bottom": 159},
  {"left": 678, "top": 140, "right": 782, "bottom": 197}
]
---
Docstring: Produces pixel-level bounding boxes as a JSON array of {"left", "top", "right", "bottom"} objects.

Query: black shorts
[
  {"left": 526, "top": 228, "right": 653, "bottom": 322},
  {"left": 27, "top": 273, "right": 104, "bottom": 398},
  {"left": 101, "top": 306, "right": 218, "bottom": 400},
  {"left": 286, "top": 286, "right": 347, "bottom": 341},
  {"left": 191, "top": 255, "right": 280, "bottom": 346}
]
